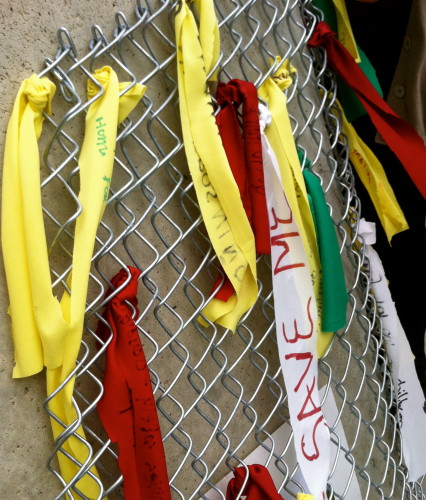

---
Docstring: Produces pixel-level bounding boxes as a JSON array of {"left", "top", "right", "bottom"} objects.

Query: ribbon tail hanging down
[
  {"left": 333, "top": 98, "right": 408, "bottom": 243},
  {"left": 228, "top": 79, "right": 270, "bottom": 254},
  {"left": 258, "top": 58, "right": 338, "bottom": 357},
  {"left": 206, "top": 78, "right": 270, "bottom": 305},
  {"left": 260, "top": 104, "right": 331, "bottom": 498},
  {"left": 2, "top": 73, "right": 103, "bottom": 498},
  {"left": 359, "top": 219, "right": 426, "bottom": 482},
  {"left": 2, "top": 74, "right": 57, "bottom": 379},
  {"left": 175, "top": 0, "right": 257, "bottom": 332},
  {"left": 330, "top": 0, "right": 360, "bottom": 62},
  {"left": 46, "top": 68, "right": 145, "bottom": 498},
  {"left": 300, "top": 161, "right": 348, "bottom": 333}
]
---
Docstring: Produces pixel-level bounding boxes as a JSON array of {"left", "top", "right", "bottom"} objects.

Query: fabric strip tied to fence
[
  {"left": 96, "top": 267, "right": 171, "bottom": 500},
  {"left": 2, "top": 69, "right": 145, "bottom": 498}
]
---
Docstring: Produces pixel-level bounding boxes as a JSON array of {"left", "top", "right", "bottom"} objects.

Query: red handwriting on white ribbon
[{"left": 270, "top": 202, "right": 325, "bottom": 463}]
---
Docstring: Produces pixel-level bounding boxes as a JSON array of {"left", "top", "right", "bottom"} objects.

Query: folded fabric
[
  {"left": 312, "top": 0, "right": 383, "bottom": 122},
  {"left": 313, "top": 0, "right": 360, "bottom": 62},
  {"left": 216, "top": 79, "right": 270, "bottom": 254},
  {"left": 2, "top": 74, "right": 57, "bottom": 379},
  {"left": 226, "top": 465, "right": 283, "bottom": 500},
  {"left": 96, "top": 267, "right": 171, "bottom": 499},
  {"left": 46, "top": 69, "right": 145, "bottom": 498},
  {"left": 260, "top": 104, "right": 330, "bottom": 498},
  {"left": 206, "top": 79, "right": 269, "bottom": 305},
  {"left": 359, "top": 219, "right": 426, "bottom": 483},
  {"left": 258, "top": 58, "right": 335, "bottom": 357}
]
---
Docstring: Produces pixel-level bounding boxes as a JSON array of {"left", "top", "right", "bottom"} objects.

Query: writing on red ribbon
[{"left": 96, "top": 267, "right": 171, "bottom": 500}]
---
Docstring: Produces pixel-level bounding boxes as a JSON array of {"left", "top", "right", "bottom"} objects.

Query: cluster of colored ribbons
[
  {"left": 2, "top": 0, "right": 426, "bottom": 497},
  {"left": 175, "top": 0, "right": 349, "bottom": 496},
  {"left": 308, "top": 0, "right": 426, "bottom": 484},
  {"left": 175, "top": 0, "right": 426, "bottom": 495}
]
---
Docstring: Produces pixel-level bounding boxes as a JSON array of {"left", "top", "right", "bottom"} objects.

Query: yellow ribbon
[
  {"left": 296, "top": 494, "right": 314, "bottom": 500},
  {"left": 2, "top": 75, "right": 56, "bottom": 378},
  {"left": 175, "top": 0, "right": 258, "bottom": 331},
  {"left": 258, "top": 59, "right": 334, "bottom": 357},
  {"left": 190, "top": 0, "right": 220, "bottom": 81},
  {"left": 335, "top": 98, "right": 409, "bottom": 243},
  {"left": 2, "top": 69, "right": 145, "bottom": 498},
  {"left": 332, "top": 0, "right": 360, "bottom": 63}
]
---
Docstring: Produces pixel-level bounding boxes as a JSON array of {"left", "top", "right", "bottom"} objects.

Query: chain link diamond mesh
[{"left": 23, "top": 0, "right": 426, "bottom": 498}]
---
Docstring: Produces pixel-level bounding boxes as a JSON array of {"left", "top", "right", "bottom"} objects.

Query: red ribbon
[
  {"left": 208, "top": 80, "right": 268, "bottom": 304},
  {"left": 96, "top": 267, "right": 171, "bottom": 500},
  {"left": 226, "top": 465, "right": 284, "bottom": 500},
  {"left": 216, "top": 79, "right": 270, "bottom": 253},
  {"left": 308, "top": 21, "right": 426, "bottom": 199}
]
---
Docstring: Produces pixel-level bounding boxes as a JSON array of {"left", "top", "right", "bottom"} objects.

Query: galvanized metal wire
[{"left": 26, "top": 0, "right": 425, "bottom": 498}]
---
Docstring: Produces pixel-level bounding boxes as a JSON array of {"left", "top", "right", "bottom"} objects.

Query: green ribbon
[{"left": 299, "top": 151, "right": 348, "bottom": 332}]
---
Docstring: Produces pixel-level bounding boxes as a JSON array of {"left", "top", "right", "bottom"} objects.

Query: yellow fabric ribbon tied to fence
[
  {"left": 175, "top": 0, "right": 258, "bottom": 331},
  {"left": 2, "top": 74, "right": 57, "bottom": 378},
  {"left": 2, "top": 69, "right": 145, "bottom": 498},
  {"left": 258, "top": 59, "right": 335, "bottom": 357},
  {"left": 334, "top": 99, "right": 408, "bottom": 243}
]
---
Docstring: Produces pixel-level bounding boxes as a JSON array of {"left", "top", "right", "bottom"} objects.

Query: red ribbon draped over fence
[
  {"left": 96, "top": 267, "right": 171, "bottom": 500},
  {"left": 308, "top": 21, "right": 426, "bottom": 199}
]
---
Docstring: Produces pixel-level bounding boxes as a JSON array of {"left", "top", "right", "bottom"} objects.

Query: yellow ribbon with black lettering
[
  {"left": 334, "top": 98, "right": 408, "bottom": 243},
  {"left": 2, "top": 69, "right": 145, "bottom": 498},
  {"left": 258, "top": 59, "right": 334, "bottom": 357},
  {"left": 176, "top": 0, "right": 258, "bottom": 331}
]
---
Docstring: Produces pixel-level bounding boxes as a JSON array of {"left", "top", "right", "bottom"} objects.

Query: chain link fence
[{"left": 23, "top": 0, "right": 426, "bottom": 497}]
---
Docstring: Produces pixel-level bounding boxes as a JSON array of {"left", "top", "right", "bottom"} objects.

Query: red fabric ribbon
[
  {"left": 226, "top": 465, "right": 284, "bottom": 500},
  {"left": 216, "top": 79, "right": 270, "bottom": 253},
  {"left": 96, "top": 267, "right": 171, "bottom": 500},
  {"left": 208, "top": 79, "right": 268, "bottom": 304},
  {"left": 308, "top": 21, "right": 426, "bottom": 199}
]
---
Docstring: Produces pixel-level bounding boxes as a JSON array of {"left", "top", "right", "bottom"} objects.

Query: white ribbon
[
  {"left": 260, "top": 104, "right": 331, "bottom": 498},
  {"left": 359, "top": 218, "right": 426, "bottom": 482}
]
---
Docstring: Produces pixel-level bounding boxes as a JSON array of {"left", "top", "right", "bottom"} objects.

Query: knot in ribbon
[
  {"left": 108, "top": 267, "right": 140, "bottom": 302},
  {"left": 270, "top": 57, "right": 296, "bottom": 91},
  {"left": 22, "top": 74, "right": 55, "bottom": 114},
  {"left": 216, "top": 82, "right": 243, "bottom": 107},
  {"left": 87, "top": 66, "right": 112, "bottom": 99},
  {"left": 307, "top": 21, "right": 336, "bottom": 48}
]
